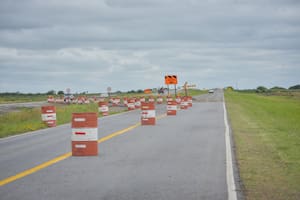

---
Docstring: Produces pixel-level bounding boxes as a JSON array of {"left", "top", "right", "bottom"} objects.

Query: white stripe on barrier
[
  {"left": 74, "top": 118, "right": 86, "bottom": 122},
  {"left": 71, "top": 128, "right": 98, "bottom": 141},
  {"left": 41, "top": 113, "right": 56, "bottom": 121},
  {"left": 75, "top": 144, "right": 87, "bottom": 148},
  {"left": 99, "top": 106, "right": 109, "bottom": 112},
  {"left": 141, "top": 110, "right": 156, "bottom": 118},
  {"left": 167, "top": 105, "right": 177, "bottom": 110}
]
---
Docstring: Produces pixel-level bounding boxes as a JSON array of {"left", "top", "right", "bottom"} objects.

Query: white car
[{"left": 208, "top": 89, "right": 214, "bottom": 93}]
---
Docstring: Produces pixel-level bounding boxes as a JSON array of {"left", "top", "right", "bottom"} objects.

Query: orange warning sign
[
  {"left": 144, "top": 89, "right": 152, "bottom": 94},
  {"left": 165, "top": 75, "right": 178, "bottom": 85}
]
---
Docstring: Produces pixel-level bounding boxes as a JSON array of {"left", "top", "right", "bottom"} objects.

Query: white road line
[{"left": 223, "top": 101, "right": 238, "bottom": 200}]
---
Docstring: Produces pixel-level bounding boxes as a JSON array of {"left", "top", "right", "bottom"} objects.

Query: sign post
[
  {"left": 107, "top": 87, "right": 111, "bottom": 100},
  {"left": 184, "top": 82, "right": 188, "bottom": 96}
]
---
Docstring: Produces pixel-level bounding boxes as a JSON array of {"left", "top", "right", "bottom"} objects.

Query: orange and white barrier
[
  {"left": 127, "top": 99, "right": 135, "bottom": 110},
  {"left": 188, "top": 96, "right": 193, "bottom": 107},
  {"left": 98, "top": 102, "right": 109, "bottom": 116},
  {"left": 148, "top": 96, "right": 155, "bottom": 103},
  {"left": 157, "top": 96, "right": 163, "bottom": 104},
  {"left": 135, "top": 98, "right": 141, "bottom": 109},
  {"left": 141, "top": 102, "right": 156, "bottom": 125},
  {"left": 167, "top": 96, "right": 173, "bottom": 102},
  {"left": 47, "top": 96, "right": 55, "bottom": 103},
  {"left": 140, "top": 97, "right": 146, "bottom": 103},
  {"left": 167, "top": 101, "right": 177, "bottom": 115},
  {"left": 71, "top": 112, "right": 98, "bottom": 156},
  {"left": 111, "top": 98, "right": 121, "bottom": 106},
  {"left": 176, "top": 96, "right": 181, "bottom": 105},
  {"left": 180, "top": 97, "right": 189, "bottom": 109},
  {"left": 123, "top": 97, "right": 128, "bottom": 106},
  {"left": 41, "top": 106, "right": 56, "bottom": 127}
]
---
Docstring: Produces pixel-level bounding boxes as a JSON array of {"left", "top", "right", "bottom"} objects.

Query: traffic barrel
[
  {"left": 111, "top": 97, "right": 121, "bottom": 106},
  {"left": 180, "top": 97, "right": 189, "bottom": 109},
  {"left": 135, "top": 97, "right": 141, "bottom": 109},
  {"left": 167, "top": 96, "right": 173, "bottom": 102},
  {"left": 47, "top": 96, "right": 54, "bottom": 103},
  {"left": 127, "top": 98, "right": 135, "bottom": 110},
  {"left": 188, "top": 96, "right": 193, "bottom": 107},
  {"left": 123, "top": 97, "right": 128, "bottom": 106},
  {"left": 176, "top": 96, "right": 181, "bottom": 105},
  {"left": 140, "top": 97, "right": 146, "bottom": 103},
  {"left": 148, "top": 96, "right": 155, "bottom": 103},
  {"left": 141, "top": 102, "right": 156, "bottom": 125},
  {"left": 41, "top": 106, "right": 56, "bottom": 127},
  {"left": 71, "top": 112, "right": 98, "bottom": 156},
  {"left": 167, "top": 100, "right": 177, "bottom": 115},
  {"left": 98, "top": 102, "right": 109, "bottom": 116},
  {"left": 157, "top": 96, "right": 163, "bottom": 104}
]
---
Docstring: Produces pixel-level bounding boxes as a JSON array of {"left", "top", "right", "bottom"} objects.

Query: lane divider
[
  {"left": 0, "top": 152, "right": 72, "bottom": 187},
  {"left": 0, "top": 114, "right": 167, "bottom": 187}
]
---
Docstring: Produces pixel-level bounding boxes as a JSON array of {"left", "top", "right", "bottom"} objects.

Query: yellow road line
[
  {"left": 97, "top": 122, "right": 140, "bottom": 143},
  {"left": 0, "top": 114, "right": 166, "bottom": 187},
  {"left": 0, "top": 152, "right": 72, "bottom": 187}
]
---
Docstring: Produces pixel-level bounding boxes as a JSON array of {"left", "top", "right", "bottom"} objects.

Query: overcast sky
[{"left": 0, "top": 0, "right": 299, "bottom": 93}]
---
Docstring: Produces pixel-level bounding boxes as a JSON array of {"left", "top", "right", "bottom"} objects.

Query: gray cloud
[{"left": 0, "top": 0, "right": 299, "bottom": 93}]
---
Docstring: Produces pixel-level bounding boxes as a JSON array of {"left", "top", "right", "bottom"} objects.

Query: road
[
  {"left": 0, "top": 90, "right": 235, "bottom": 200},
  {"left": 0, "top": 101, "right": 49, "bottom": 114}
]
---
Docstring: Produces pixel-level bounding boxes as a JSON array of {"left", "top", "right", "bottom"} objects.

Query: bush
[
  {"left": 289, "top": 84, "right": 300, "bottom": 90},
  {"left": 256, "top": 86, "right": 268, "bottom": 93}
]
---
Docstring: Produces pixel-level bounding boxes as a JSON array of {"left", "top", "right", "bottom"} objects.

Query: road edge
[{"left": 223, "top": 101, "right": 238, "bottom": 200}]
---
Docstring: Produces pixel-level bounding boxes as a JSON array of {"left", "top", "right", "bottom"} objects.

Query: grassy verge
[
  {"left": 225, "top": 92, "right": 300, "bottom": 200},
  {"left": 0, "top": 94, "right": 49, "bottom": 103},
  {"left": 0, "top": 104, "right": 127, "bottom": 138}
]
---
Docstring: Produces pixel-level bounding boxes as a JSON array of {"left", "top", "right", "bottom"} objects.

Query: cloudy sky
[{"left": 0, "top": 0, "right": 299, "bottom": 93}]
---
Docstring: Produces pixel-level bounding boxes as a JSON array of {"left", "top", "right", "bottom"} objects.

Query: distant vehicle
[
  {"left": 208, "top": 89, "right": 214, "bottom": 93},
  {"left": 158, "top": 87, "right": 165, "bottom": 94}
]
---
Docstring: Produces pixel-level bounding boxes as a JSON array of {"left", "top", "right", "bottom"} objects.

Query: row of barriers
[
  {"left": 41, "top": 96, "right": 193, "bottom": 127},
  {"left": 40, "top": 96, "right": 193, "bottom": 156},
  {"left": 48, "top": 95, "right": 186, "bottom": 105}
]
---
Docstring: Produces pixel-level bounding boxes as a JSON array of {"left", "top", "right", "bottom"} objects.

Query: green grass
[
  {"left": 0, "top": 94, "right": 49, "bottom": 103},
  {"left": 225, "top": 91, "right": 300, "bottom": 200},
  {"left": 0, "top": 103, "right": 127, "bottom": 138}
]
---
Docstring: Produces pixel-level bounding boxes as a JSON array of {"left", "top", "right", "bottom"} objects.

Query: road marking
[
  {"left": 0, "top": 113, "right": 167, "bottom": 187},
  {"left": 0, "top": 152, "right": 72, "bottom": 187},
  {"left": 223, "top": 102, "right": 238, "bottom": 200},
  {"left": 97, "top": 122, "right": 140, "bottom": 143}
]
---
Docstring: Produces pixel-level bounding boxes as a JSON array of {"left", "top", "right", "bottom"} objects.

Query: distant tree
[
  {"left": 127, "top": 90, "right": 136, "bottom": 93},
  {"left": 289, "top": 84, "right": 300, "bottom": 90},
  {"left": 137, "top": 89, "right": 143, "bottom": 93},
  {"left": 270, "top": 86, "right": 286, "bottom": 90},
  {"left": 225, "top": 86, "right": 234, "bottom": 91},
  {"left": 46, "top": 90, "right": 56, "bottom": 95},
  {"left": 57, "top": 91, "right": 64, "bottom": 95},
  {"left": 256, "top": 86, "right": 268, "bottom": 93}
]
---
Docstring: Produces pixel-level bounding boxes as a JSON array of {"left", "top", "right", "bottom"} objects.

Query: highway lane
[
  {"left": 0, "top": 104, "right": 166, "bottom": 181},
  {"left": 0, "top": 91, "right": 232, "bottom": 200}
]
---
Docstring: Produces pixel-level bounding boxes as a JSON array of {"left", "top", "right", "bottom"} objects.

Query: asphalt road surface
[{"left": 0, "top": 90, "right": 234, "bottom": 200}]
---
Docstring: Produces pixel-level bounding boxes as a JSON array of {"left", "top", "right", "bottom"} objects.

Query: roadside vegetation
[
  {"left": 225, "top": 91, "right": 300, "bottom": 200},
  {"left": 0, "top": 93, "right": 49, "bottom": 103},
  {"left": 0, "top": 103, "right": 127, "bottom": 138}
]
